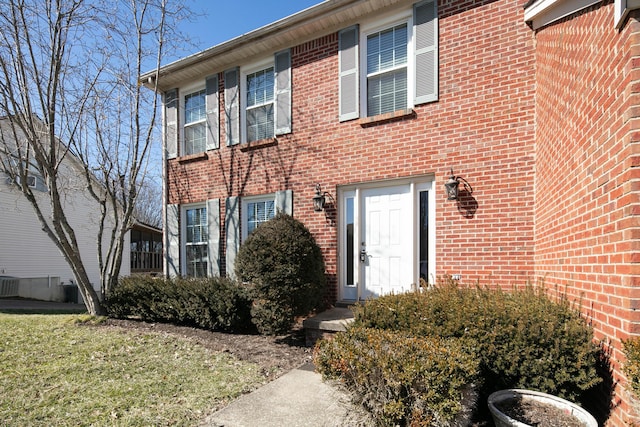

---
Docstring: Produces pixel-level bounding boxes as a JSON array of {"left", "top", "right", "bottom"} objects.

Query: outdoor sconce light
[
  {"left": 313, "top": 183, "right": 326, "bottom": 212},
  {"left": 444, "top": 168, "right": 472, "bottom": 201}
]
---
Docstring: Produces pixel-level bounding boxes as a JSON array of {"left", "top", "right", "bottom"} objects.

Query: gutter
[{"left": 140, "top": 0, "right": 363, "bottom": 90}]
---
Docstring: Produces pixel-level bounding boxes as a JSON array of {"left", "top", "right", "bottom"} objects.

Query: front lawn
[{"left": 0, "top": 314, "right": 264, "bottom": 426}]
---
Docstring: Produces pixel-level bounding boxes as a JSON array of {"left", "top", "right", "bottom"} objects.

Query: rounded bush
[{"left": 235, "top": 213, "right": 326, "bottom": 335}]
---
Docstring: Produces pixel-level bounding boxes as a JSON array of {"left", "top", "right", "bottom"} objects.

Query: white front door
[
  {"left": 339, "top": 180, "right": 434, "bottom": 302},
  {"left": 361, "top": 185, "right": 413, "bottom": 298}
]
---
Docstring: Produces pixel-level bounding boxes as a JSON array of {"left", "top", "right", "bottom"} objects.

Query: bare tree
[
  {"left": 0, "top": 0, "right": 185, "bottom": 315},
  {"left": 134, "top": 177, "right": 163, "bottom": 229}
]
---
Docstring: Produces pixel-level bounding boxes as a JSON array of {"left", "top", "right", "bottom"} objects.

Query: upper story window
[
  {"left": 224, "top": 49, "right": 291, "bottom": 146},
  {"left": 183, "top": 88, "right": 207, "bottom": 155},
  {"left": 245, "top": 66, "right": 275, "bottom": 142},
  {"left": 338, "top": 0, "right": 438, "bottom": 122},
  {"left": 164, "top": 74, "right": 219, "bottom": 160},
  {"left": 366, "top": 24, "right": 408, "bottom": 116}
]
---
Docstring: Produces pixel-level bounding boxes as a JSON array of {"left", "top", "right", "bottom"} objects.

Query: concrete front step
[{"left": 303, "top": 306, "right": 354, "bottom": 346}]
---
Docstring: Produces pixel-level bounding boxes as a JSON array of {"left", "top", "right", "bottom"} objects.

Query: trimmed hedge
[
  {"left": 105, "top": 276, "right": 253, "bottom": 332},
  {"left": 351, "top": 283, "right": 601, "bottom": 402},
  {"left": 315, "top": 327, "right": 479, "bottom": 426},
  {"left": 315, "top": 282, "right": 602, "bottom": 425},
  {"left": 235, "top": 213, "right": 326, "bottom": 335}
]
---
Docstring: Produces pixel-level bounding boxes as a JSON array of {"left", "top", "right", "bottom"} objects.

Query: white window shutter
[
  {"left": 338, "top": 25, "right": 359, "bottom": 122},
  {"left": 164, "top": 89, "right": 178, "bottom": 159},
  {"left": 166, "top": 204, "right": 180, "bottom": 277},
  {"left": 274, "top": 49, "right": 292, "bottom": 135},
  {"left": 207, "top": 198, "right": 221, "bottom": 276},
  {"left": 414, "top": 0, "right": 438, "bottom": 105},
  {"left": 225, "top": 196, "right": 240, "bottom": 279},
  {"left": 224, "top": 68, "right": 240, "bottom": 146},
  {"left": 275, "top": 190, "right": 293, "bottom": 215},
  {"left": 206, "top": 75, "right": 220, "bottom": 150}
]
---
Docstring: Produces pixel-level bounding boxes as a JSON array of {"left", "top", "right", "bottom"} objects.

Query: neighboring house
[
  {"left": 141, "top": 0, "right": 640, "bottom": 423},
  {"left": 130, "top": 222, "right": 162, "bottom": 275},
  {"left": 0, "top": 118, "right": 130, "bottom": 302}
]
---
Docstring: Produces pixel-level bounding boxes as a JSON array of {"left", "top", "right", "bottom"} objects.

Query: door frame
[{"left": 337, "top": 176, "right": 436, "bottom": 302}]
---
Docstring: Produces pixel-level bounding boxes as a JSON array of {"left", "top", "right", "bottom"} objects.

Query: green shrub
[
  {"left": 623, "top": 338, "right": 640, "bottom": 400},
  {"left": 351, "top": 283, "right": 601, "bottom": 402},
  {"left": 105, "top": 276, "right": 253, "bottom": 332},
  {"left": 314, "top": 326, "right": 479, "bottom": 426},
  {"left": 235, "top": 213, "right": 326, "bottom": 335}
]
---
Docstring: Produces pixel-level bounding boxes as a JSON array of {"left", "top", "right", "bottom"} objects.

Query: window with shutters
[
  {"left": 237, "top": 50, "right": 291, "bottom": 144},
  {"left": 339, "top": 1, "right": 437, "bottom": 121},
  {"left": 246, "top": 66, "right": 275, "bottom": 142},
  {"left": 239, "top": 191, "right": 293, "bottom": 242},
  {"left": 241, "top": 194, "right": 276, "bottom": 241},
  {"left": 183, "top": 88, "right": 206, "bottom": 155},
  {"left": 367, "top": 24, "right": 408, "bottom": 116},
  {"left": 183, "top": 205, "right": 208, "bottom": 277}
]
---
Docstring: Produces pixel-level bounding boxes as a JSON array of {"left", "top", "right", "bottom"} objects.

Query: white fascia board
[
  {"left": 615, "top": 0, "right": 640, "bottom": 29},
  {"left": 524, "top": 0, "right": 601, "bottom": 29}
]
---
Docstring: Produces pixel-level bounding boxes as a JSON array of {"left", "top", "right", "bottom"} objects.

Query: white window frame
[
  {"left": 241, "top": 193, "right": 276, "bottom": 241},
  {"left": 181, "top": 82, "right": 207, "bottom": 155},
  {"left": 241, "top": 57, "right": 276, "bottom": 144},
  {"left": 181, "top": 203, "right": 208, "bottom": 277},
  {"left": 359, "top": 10, "right": 415, "bottom": 117}
]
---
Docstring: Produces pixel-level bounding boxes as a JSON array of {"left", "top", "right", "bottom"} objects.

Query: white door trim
[{"left": 337, "top": 176, "right": 435, "bottom": 302}]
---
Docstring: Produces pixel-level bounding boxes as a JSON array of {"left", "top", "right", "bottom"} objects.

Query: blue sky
[{"left": 169, "top": 0, "right": 322, "bottom": 63}]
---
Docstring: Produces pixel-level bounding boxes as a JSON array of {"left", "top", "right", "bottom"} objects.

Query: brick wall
[
  {"left": 534, "top": 3, "right": 640, "bottom": 424},
  {"left": 167, "top": 0, "right": 537, "bottom": 300}
]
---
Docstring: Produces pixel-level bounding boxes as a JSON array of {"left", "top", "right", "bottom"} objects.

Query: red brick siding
[
  {"left": 535, "top": 4, "right": 640, "bottom": 424},
  {"left": 167, "top": 0, "right": 536, "bottom": 300}
]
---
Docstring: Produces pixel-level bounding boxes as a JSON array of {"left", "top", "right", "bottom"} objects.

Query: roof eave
[{"left": 141, "top": 0, "right": 412, "bottom": 92}]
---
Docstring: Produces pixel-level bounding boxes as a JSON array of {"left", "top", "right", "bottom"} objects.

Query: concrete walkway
[{"left": 203, "top": 363, "right": 371, "bottom": 427}]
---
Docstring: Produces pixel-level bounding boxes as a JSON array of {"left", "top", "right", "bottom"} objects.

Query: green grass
[{"left": 0, "top": 314, "right": 264, "bottom": 426}]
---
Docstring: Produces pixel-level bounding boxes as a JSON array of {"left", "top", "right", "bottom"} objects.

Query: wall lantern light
[
  {"left": 313, "top": 183, "right": 326, "bottom": 212},
  {"left": 444, "top": 168, "right": 472, "bottom": 201}
]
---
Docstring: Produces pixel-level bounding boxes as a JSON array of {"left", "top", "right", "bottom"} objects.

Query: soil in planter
[{"left": 494, "top": 397, "right": 585, "bottom": 427}]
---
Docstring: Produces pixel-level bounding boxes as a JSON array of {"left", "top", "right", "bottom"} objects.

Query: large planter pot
[{"left": 487, "top": 389, "right": 597, "bottom": 427}]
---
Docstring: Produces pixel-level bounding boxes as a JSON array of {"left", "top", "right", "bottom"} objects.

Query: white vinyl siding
[{"left": 0, "top": 151, "right": 130, "bottom": 298}]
